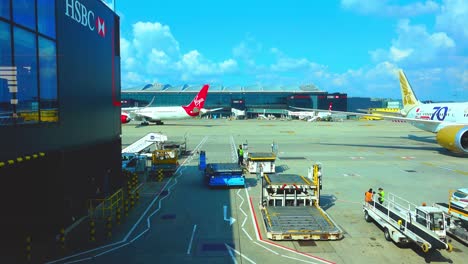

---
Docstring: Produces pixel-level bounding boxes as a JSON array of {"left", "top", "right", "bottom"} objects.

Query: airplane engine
[
  {"left": 121, "top": 113, "right": 131, "bottom": 124},
  {"left": 436, "top": 125, "right": 468, "bottom": 153}
]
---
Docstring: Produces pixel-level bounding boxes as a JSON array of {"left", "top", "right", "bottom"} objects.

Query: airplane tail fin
[
  {"left": 398, "top": 69, "right": 421, "bottom": 115},
  {"left": 182, "top": 84, "right": 210, "bottom": 117}
]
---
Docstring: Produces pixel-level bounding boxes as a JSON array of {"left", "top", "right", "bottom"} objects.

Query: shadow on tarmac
[
  {"left": 320, "top": 194, "right": 337, "bottom": 211},
  {"left": 366, "top": 218, "right": 455, "bottom": 263},
  {"left": 275, "top": 164, "right": 290, "bottom": 173}
]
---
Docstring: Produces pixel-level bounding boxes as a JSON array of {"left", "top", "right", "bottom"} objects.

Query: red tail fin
[{"left": 182, "top": 84, "right": 210, "bottom": 117}]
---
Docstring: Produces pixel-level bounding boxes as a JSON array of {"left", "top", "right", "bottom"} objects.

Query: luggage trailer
[
  {"left": 259, "top": 164, "right": 343, "bottom": 241},
  {"left": 247, "top": 152, "right": 276, "bottom": 174},
  {"left": 363, "top": 193, "right": 453, "bottom": 253}
]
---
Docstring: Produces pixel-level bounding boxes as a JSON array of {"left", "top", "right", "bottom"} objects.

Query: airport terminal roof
[{"left": 123, "top": 83, "right": 324, "bottom": 93}]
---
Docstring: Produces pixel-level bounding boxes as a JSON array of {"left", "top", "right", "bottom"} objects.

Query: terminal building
[
  {"left": 122, "top": 84, "right": 348, "bottom": 117},
  {"left": 0, "top": 0, "right": 121, "bottom": 260}
]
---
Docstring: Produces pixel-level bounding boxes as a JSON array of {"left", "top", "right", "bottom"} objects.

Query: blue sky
[{"left": 104, "top": 0, "right": 467, "bottom": 101}]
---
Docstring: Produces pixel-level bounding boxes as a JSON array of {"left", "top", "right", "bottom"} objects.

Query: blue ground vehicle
[{"left": 204, "top": 163, "right": 245, "bottom": 187}]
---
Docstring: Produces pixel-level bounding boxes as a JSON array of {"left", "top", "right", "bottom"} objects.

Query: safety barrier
[{"left": 88, "top": 188, "right": 124, "bottom": 219}]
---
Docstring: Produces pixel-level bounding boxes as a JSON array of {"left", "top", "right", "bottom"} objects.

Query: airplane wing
[
  {"left": 200, "top": 108, "right": 224, "bottom": 114},
  {"left": 122, "top": 96, "right": 155, "bottom": 112}
]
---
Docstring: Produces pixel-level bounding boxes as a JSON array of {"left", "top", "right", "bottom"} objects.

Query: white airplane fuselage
[
  {"left": 405, "top": 103, "right": 468, "bottom": 133},
  {"left": 132, "top": 106, "right": 197, "bottom": 122}
]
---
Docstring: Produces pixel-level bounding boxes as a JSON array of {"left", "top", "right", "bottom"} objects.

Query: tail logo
[
  {"left": 399, "top": 73, "right": 416, "bottom": 105},
  {"left": 193, "top": 96, "right": 205, "bottom": 108}
]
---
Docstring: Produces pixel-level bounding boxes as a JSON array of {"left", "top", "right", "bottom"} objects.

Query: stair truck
[
  {"left": 363, "top": 193, "right": 453, "bottom": 253},
  {"left": 434, "top": 191, "right": 468, "bottom": 245},
  {"left": 122, "top": 132, "right": 167, "bottom": 173},
  {"left": 259, "top": 163, "right": 343, "bottom": 240}
]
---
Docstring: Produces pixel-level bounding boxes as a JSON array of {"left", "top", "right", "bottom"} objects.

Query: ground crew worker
[
  {"left": 365, "top": 188, "right": 374, "bottom": 203},
  {"left": 237, "top": 145, "right": 244, "bottom": 166},
  {"left": 378, "top": 187, "right": 385, "bottom": 204}
]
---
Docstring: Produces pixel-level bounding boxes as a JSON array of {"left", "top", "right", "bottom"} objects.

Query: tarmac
[{"left": 44, "top": 118, "right": 467, "bottom": 264}]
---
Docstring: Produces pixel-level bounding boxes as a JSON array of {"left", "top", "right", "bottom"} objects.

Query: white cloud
[
  {"left": 341, "top": 0, "right": 440, "bottom": 16},
  {"left": 436, "top": 0, "right": 468, "bottom": 43},
  {"left": 120, "top": 21, "right": 238, "bottom": 87},
  {"left": 369, "top": 19, "right": 456, "bottom": 64},
  {"left": 390, "top": 47, "right": 413, "bottom": 61}
]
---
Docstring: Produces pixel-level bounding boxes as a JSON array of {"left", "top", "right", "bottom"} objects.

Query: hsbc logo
[
  {"left": 65, "top": 0, "right": 106, "bottom": 38},
  {"left": 96, "top": 16, "right": 106, "bottom": 37}
]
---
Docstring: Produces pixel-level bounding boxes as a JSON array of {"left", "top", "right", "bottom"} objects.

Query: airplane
[
  {"left": 121, "top": 84, "right": 222, "bottom": 125},
  {"left": 313, "top": 70, "right": 468, "bottom": 154},
  {"left": 231, "top": 108, "right": 246, "bottom": 119},
  {"left": 287, "top": 103, "right": 333, "bottom": 122}
]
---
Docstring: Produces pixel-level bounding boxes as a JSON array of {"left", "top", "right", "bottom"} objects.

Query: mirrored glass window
[
  {"left": 0, "top": 0, "right": 10, "bottom": 19},
  {"left": 0, "top": 21, "right": 13, "bottom": 124},
  {"left": 38, "top": 0, "right": 55, "bottom": 38},
  {"left": 14, "top": 27, "right": 38, "bottom": 124},
  {"left": 38, "top": 36, "right": 57, "bottom": 122},
  {"left": 12, "top": 0, "right": 36, "bottom": 30}
]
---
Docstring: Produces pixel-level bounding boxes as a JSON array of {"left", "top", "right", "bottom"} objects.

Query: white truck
[
  {"left": 433, "top": 189, "right": 468, "bottom": 245},
  {"left": 363, "top": 193, "right": 453, "bottom": 253}
]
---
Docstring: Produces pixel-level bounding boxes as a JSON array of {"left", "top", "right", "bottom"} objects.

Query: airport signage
[{"left": 65, "top": 0, "right": 106, "bottom": 38}]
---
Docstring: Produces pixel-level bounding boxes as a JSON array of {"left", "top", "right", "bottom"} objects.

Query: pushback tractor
[
  {"left": 199, "top": 150, "right": 245, "bottom": 187},
  {"left": 363, "top": 193, "right": 453, "bottom": 253}
]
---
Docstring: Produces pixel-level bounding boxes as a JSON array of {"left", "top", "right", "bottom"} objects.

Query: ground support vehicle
[
  {"left": 149, "top": 149, "right": 179, "bottom": 179},
  {"left": 260, "top": 164, "right": 342, "bottom": 240},
  {"left": 199, "top": 151, "right": 206, "bottom": 170},
  {"left": 434, "top": 192, "right": 468, "bottom": 245},
  {"left": 204, "top": 163, "right": 245, "bottom": 187},
  {"left": 247, "top": 152, "right": 276, "bottom": 174},
  {"left": 122, "top": 133, "right": 167, "bottom": 173},
  {"left": 363, "top": 193, "right": 453, "bottom": 253}
]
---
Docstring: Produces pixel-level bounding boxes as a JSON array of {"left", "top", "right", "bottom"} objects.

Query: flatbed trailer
[
  {"left": 363, "top": 193, "right": 453, "bottom": 253},
  {"left": 247, "top": 152, "right": 276, "bottom": 174},
  {"left": 204, "top": 163, "right": 245, "bottom": 187},
  {"left": 260, "top": 165, "right": 343, "bottom": 241},
  {"left": 434, "top": 198, "right": 468, "bottom": 245}
]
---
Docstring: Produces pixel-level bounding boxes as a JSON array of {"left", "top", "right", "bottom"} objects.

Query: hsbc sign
[{"left": 65, "top": 0, "right": 106, "bottom": 38}]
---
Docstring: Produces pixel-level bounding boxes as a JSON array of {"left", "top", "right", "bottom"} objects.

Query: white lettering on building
[{"left": 65, "top": 0, "right": 96, "bottom": 32}]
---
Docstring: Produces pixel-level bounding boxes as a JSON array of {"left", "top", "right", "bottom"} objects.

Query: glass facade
[
  {"left": 0, "top": 0, "right": 58, "bottom": 125},
  {"left": 121, "top": 91, "right": 348, "bottom": 114},
  {"left": 12, "top": 0, "right": 36, "bottom": 30},
  {"left": 0, "top": 0, "right": 10, "bottom": 19}
]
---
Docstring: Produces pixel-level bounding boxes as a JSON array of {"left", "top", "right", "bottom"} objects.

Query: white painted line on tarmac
[
  {"left": 236, "top": 189, "right": 248, "bottom": 227},
  {"left": 225, "top": 243, "right": 256, "bottom": 264},
  {"left": 46, "top": 240, "right": 125, "bottom": 264},
  {"left": 244, "top": 188, "right": 334, "bottom": 264},
  {"left": 62, "top": 257, "right": 92, "bottom": 264},
  {"left": 245, "top": 188, "right": 261, "bottom": 241},
  {"left": 282, "top": 255, "right": 318, "bottom": 263},
  {"left": 253, "top": 241, "right": 279, "bottom": 255},
  {"left": 186, "top": 224, "right": 197, "bottom": 255},
  {"left": 242, "top": 227, "right": 253, "bottom": 241},
  {"left": 95, "top": 242, "right": 130, "bottom": 258},
  {"left": 225, "top": 243, "right": 238, "bottom": 264},
  {"left": 47, "top": 136, "right": 209, "bottom": 264}
]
